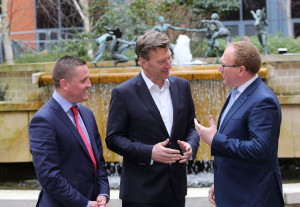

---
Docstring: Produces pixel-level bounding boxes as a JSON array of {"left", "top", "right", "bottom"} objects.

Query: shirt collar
[
  {"left": 141, "top": 69, "right": 170, "bottom": 90},
  {"left": 53, "top": 90, "right": 76, "bottom": 112}
]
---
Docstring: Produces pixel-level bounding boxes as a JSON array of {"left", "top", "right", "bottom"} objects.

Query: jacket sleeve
[{"left": 105, "top": 88, "right": 154, "bottom": 165}]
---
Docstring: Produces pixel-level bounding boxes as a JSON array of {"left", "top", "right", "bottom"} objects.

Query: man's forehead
[
  {"left": 222, "top": 47, "right": 235, "bottom": 62},
  {"left": 149, "top": 48, "right": 170, "bottom": 60},
  {"left": 150, "top": 47, "right": 169, "bottom": 55}
]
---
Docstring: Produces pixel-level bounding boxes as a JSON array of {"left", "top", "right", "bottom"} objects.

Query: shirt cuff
[{"left": 99, "top": 193, "right": 110, "bottom": 203}]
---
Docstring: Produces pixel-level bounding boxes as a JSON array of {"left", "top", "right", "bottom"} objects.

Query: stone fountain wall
[{"left": 0, "top": 56, "right": 299, "bottom": 162}]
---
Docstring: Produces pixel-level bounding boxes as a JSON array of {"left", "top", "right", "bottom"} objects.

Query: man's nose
[
  {"left": 217, "top": 65, "right": 222, "bottom": 72},
  {"left": 87, "top": 79, "right": 92, "bottom": 88},
  {"left": 166, "top": 58, "right": 172, "bottom": 68}
]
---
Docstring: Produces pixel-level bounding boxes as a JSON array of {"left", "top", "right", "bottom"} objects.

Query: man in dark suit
[
  {"left": 194, "top": 41, "right": 284, "bottom": 206},
  {"left": 29, "top": 56, "right": 110, "bottom": 207},
  {"left": 105, "top": 30, "right": 199, "bottom": 207}
]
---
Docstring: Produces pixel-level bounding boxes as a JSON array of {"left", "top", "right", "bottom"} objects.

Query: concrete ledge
[
  {"left": 278, "top": 95, "right": 300, "bottom": 105},
  {"left": 0, "top": 102, "right": 44, "bottom": 112},
  {"left": 0, "top": 184, "right": 299, "bottom": 207},
  {"left": 261, "top": 54, "right": 300, "bottom": 63},
  {"left": 284, "top": 183, "right": 300, "bottom": 204},
  {"left": 34, "top": 65, "right": 269, "bottom": 85}
]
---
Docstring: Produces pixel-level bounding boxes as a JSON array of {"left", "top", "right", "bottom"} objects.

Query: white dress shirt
[{"left": 141, "top": 70, "right": 173, "bottom": 136}]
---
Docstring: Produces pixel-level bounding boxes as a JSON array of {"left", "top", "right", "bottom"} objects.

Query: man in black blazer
[
  {"left": 29, "top": 56, "right": 110, "bottom": 206},
  {"left": 105, "top": 31, "right": 199, "bottom": 207}
]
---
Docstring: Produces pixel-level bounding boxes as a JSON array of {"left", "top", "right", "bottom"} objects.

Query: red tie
[{"left": 71, "top": 106, "right": 97, "bottom": 175}]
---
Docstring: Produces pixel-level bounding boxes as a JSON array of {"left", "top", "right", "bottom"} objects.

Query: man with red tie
[{"left": 29, "top": 56, "right": 110, "bottom": 207}]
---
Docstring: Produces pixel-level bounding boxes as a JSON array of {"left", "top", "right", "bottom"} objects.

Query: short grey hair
[{"left": 135, "top": 30, "right": 170, "bottom": 60}]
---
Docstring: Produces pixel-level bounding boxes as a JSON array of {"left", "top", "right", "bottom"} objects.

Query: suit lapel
[
  {"left": 135, "top": 73, "right": 169, "bottom": 138},
  {"left": 169, "top": 76, "right": 178, "bottom": 138},
  {"left": 219, "top": 77, "right": 262, "bottom": 132},
  {"left": 49, "top": 98, "right": 94, "bottom": 163},
  {"left": 218, "top": 96, "right": 230, "bottom": 129}
]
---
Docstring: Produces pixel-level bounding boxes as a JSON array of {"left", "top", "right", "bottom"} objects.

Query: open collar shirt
[{"left": 141, "top": 70, "right": 173, "bottom": 136}]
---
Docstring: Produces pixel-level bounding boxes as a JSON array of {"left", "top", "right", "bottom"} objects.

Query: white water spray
[{"left": 172, "top": 35, "right": 207, "bottom": 65}]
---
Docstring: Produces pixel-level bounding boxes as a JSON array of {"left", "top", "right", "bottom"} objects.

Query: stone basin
[
  {"left": 3, "top": 56, "right": 300, "bottom": 163},
  {"left": 34, "top": 63, "right": 269, "bottom": 162}
]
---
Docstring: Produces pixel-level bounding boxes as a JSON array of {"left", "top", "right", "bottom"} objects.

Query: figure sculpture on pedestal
[
  {"left": 93, "top": 26, "right": 121, "bottom": 67},
  {"left": 152, "top": 16, "right": 187, "bottom": 55},
  {"left": 202, "top": 13, "right": 231, "bottom": 56},
  {"left": 186, "top": 13, "right": 229, "bottom": 63},
  {"left": 110, "top": 37, "right": 136, "bottom": 67},
  {"left": 186, "top": 21, "right": 220, "bottom": 63},
  {"left": 251, "top": 8, "right": 269, "bottom": 54},
  {"left": 93, "top": 27, "right": 135, "bottom": 67}
]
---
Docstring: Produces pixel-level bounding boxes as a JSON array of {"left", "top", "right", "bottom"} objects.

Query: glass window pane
[
  {"left": 242, "top": 0, "right": 266, "bottom": 20},
  {"left": 292, "top": 0, "right": 300, "bottom": 18}
]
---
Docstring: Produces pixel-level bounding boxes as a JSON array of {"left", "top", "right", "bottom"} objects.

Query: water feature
[
  {"left": 173, "top": 34, "right": 207, "bottom": 65},
  {"left": 0, "top": 36, "right": 271, "bottom": 192}
]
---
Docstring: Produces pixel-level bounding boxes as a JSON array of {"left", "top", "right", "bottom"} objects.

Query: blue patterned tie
[{"left": 220, "top": 88, "right": 239, "bottom": 127}]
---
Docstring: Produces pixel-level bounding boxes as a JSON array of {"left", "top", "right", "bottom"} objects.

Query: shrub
[
  {"left": 0, "top": 84, "right": 8, "bottom": 101},
  {"left": 13, "top": 33, "right": 300, "bottom": 63}
]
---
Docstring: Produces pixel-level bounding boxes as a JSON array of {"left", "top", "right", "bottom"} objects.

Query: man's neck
[{"left": 56, "top": 88, "right": 74, "bottom": 104}]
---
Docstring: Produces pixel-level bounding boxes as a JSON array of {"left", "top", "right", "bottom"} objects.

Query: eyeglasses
[{"left": 220, "top": 61, "right": 241, "bottom": 69}]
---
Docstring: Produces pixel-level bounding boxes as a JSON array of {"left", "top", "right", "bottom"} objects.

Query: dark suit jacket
[
  {"left": 105, "top": 73, "right": 199, "bottom": 203},
  {"left": 29, "top": 97, "right": 110, "bottom": 207},
  {"left": 213, "top": 77, "right": 284, "bottom": 206}
]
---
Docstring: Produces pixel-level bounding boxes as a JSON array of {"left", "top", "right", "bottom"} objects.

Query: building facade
[{"left": 222, "top": 0, "right": 300, "bottom": 38}]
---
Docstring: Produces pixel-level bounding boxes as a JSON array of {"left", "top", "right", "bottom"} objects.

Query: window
[
  {"left": 242, "top": 0, "right": 266, "bottom": 20},
  {"left": 292, "top": 0, "right": 300, "bottom": 18},
  {"left": 294, "top": 23, "right": 300, "bottom": 38}
]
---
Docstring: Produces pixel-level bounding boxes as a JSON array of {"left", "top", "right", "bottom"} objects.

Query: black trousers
[{"left": 122, "top": 186, "right": 185, "bottom": 207}]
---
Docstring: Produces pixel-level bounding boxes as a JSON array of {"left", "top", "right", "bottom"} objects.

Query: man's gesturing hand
[
  {"left": 151, "top": 139, "right": 181, "bottom": 164},
  {"left": 194, "top": 116, "right": 217, "bottom": 146},
  {"left": 177, "top": 140, "right": 192, "bottom": 163}
]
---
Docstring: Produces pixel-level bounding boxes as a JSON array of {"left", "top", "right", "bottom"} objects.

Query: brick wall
[
  {"left": 0, "top": 71, "right": 44, "bottom": 102},
  {"left": 8, "top": 0, "right": 36, "bottom": 49},
  {"left": 0, "top": 63, "right": 54, "bottom": 102},
  {"left": 266, "top": 61, "right": 300, "bottom": 96}
]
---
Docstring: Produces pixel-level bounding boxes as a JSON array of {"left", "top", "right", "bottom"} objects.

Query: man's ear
[
  {"left": 139, "top": 57, "right": 147, "bottom": 69},
  {"left": 60, "top": 79, "right": 68, "bottom": 90},
  {"left": 239, "top": 66, "right": 246, "bottom": 77},
  {"left": 239, "top": 65, "right": 252, "bottom": 77}
]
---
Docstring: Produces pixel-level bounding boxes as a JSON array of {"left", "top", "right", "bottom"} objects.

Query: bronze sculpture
[{"left": 251, "top": 8, "right": 269, "bottom": 54}]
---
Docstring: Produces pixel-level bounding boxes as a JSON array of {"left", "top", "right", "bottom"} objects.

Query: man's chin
[
  {"left": 162, "top": 72, "right": 170, "bottom": 78},
  {"left": 81, "top": 96, "right": 89, "bottom": 102}
]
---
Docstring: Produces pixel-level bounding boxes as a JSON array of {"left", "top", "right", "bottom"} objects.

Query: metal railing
[
  {"left": 0, "top": 27, "right": 84, "bottom": 63},
  {"left": 11, "top": 27, "right": 83, "bottom": 52}
]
